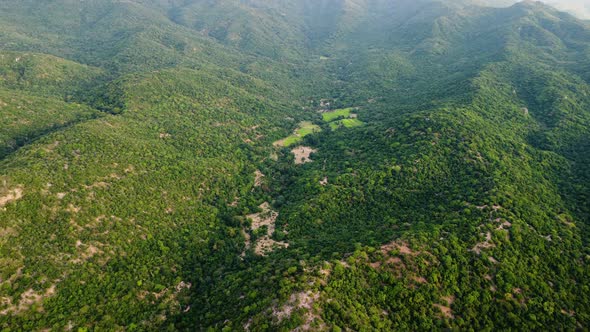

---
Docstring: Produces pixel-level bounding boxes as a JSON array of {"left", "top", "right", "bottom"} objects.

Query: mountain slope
[
  {"left": 0, "top": 67, "right": 301, "bottom": 330},
  {"left": 0, "top": 0, "right": 589, "bottom": 330}
]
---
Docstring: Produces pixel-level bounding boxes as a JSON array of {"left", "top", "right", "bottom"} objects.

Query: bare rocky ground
[
  {"left": 244, "top": 202, "right": 288, "bottom": 256},
  {"left": 291, "top": 146, "right": 316, "bottom": 164}
]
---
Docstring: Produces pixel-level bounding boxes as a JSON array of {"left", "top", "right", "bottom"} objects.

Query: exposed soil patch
[
  {"left": 561, "top": 309, "right": 575, "bottom": 317},
  {"left": 319, "top": 264, "right": 332, "bottom": 278},
  {"left": 0, "top": 284, "right": 56, "bottom": 315},
  {"left": 247, "top": 202, "right": 278, "bottom": 234},
  {"left": 0, "top": 227, "right": 17, "bottom": 238},
  {"left": 66, "top": 204, "right": 81, "bottom": 214},
  {"left": 387, "top": 257, "right": 402, "bottom": 264},
  {"left": 255, "top": 238, "right": 288, "bottom": 256},
  {"left": 434, "top": 303, "right": 454, "bottom": 319},
  {"left": 273, "top": 303, "right": 293, "bottom": 322},
  {"left": 367, "top": 240, "right": 434, "bottom": 289},
  {"left": 42, "top": 141, "right": 60, "bottom": 153},
  {"left": 274, "top": 291, "right": 321, "bottom": 330},
  {"left": 495, "top": 218, "right": 512, "bottom": 231},
  {"left": 272, "top": 139, "right": 286, "bottom": 147},
  {"left": 240, "top": 229, "right": 251, "bottom": 257},
  {"left": 244, "top": 203, "right": 288, "bottom": 256},
  {"left": 471, "top": 232, "right": 495, "bottom": 254},
  {"left": 292, "top": 146, "right": 316, "bottom": 164},
  {"left": 412, "top": 276, "right": 427, "bottom": 284},
  {"left": 370, "top": 261, "right": 382, "bottom": 269},
  {"left": 443, "top": 296, "right": 455, "bottom": 305},
  {"left": 0, "top": 186, "right": 23, "bottom": 208},
  {"left": 433, "top": 295, "right": 456, "bottom": 319},
  {"left": 229, "top": 197, "right": 239, "bottom": 207},
  {"left": 254, "top": 170, "right": 265, "bottom": 187},
  {"left": 83, "top": 181, "right": 109, "bottom": 190},
  {"left": 71, "top": 241, "right": 103, "bottom": 264},
  {"left": 380, "top": 240, "right": 417, "bottom": 256}
]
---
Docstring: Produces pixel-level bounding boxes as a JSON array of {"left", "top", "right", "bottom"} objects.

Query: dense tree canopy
[{"left": 0, "top": 0, "right": 589, "bottom": 330}]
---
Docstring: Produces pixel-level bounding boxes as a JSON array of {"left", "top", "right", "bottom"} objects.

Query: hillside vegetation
[{"left": 0, "top": 0, "right": 589, "bottom": 330}]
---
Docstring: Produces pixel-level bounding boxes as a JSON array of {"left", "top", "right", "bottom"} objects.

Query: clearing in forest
[
  {"left": 244, "top": 202, "right": 288, "bottom": 256},
  {"left": 471, "top": 232, "right": 495, "bottom": 254},
  {"left": 292, "top": 146, "right": 317, "bottom": 164},
  {"left": 321, "top": 108, "right": 354, "bottom": 122},
  {"left": 0, "top": 186, "right": 23, "bottom": 208},
  {"left": 321, "top": 107, "right": 365, "bottom": 130},
  {"left": 329, "top": 118, "right": 364, "bottom": 130},
  {"left": 273, "top": 121, "right": 321, "bottom": 147},
  {"left": 254, "top": 170, "right": 265, "bottom": 187}
]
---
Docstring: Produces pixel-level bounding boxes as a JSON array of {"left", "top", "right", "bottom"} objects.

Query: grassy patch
[
  {"left": 275, "top": 121, "right": 321, "bottom": 147},
  {"left": 329, "top": 118, "right": 364, "bottom": 130},
  {"left": 322, "top": 108, "right": 353, "bottom": 122},
  {"left": 322, "top": 108, "right": 364, "bottom": 131},
  {"left": 341, "top": 118, "right": 364, "bottom": 128},
  {"left": 282, "top": 135, "right": 302, "bottom": 146},
  {"left": 297, "top": 121, "right": 320, "bottom": 136}
]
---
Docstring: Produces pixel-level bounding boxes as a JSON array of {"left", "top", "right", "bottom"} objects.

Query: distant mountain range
[{"left": 480, "top": 0, "right": 590, "bottom": 19}]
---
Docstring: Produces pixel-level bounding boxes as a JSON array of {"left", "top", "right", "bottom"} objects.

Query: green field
[
  {"left": 321, "top": 108, "right": 354, "bottom": 122},
  {"left": 341, "top": 118, "right": 363, "bottom": 127},
  {"left": 275, "top": 121, "right": 321, "bottom": 147},
  {"left": 329, "top": 118, "right": 364, "bottom": 130},
  {"left": 322, "top": 108, "right": 365, "bottom": 130}
]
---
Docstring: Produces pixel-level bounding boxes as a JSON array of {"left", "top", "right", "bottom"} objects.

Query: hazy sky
[
  {"left": 544, "top": 0, "right": 590, "bottom": 19},
  {"left": 499, "top": 0, "right": 590, "bottom": 19}
]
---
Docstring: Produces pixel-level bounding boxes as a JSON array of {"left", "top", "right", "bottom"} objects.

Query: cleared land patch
[
  {"left": 274, "top": 291, "right": 322, "bottom": 329},
  {"left": 329, "top": 118, "right": 364, "bottom": 130},
  {"left": 471, "top": 232, "right": 495, "bottom": 255},
  {"left": 292, "top": 146, "right": 316, "bottom": 164},
  {"left": 254, "top": 170, "right": 265, "bottom": 187},
  {"left": 245, "top": 202, "right": 288, "bottom": 256},
  {"left": 273, "top": 121, "right": 321, "bottom": 147},
  {"left": 0, "top": 186, "right": 23, "bottom": 208},
  {"left": 321, "top": 107, "right": 365, "bottom": 130},
  {"left": 321, "top": 108, "right": 354, "bottom": 122}
]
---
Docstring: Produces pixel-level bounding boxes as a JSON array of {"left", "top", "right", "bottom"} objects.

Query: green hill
[{"left": 0, "top": 0, "right": 589, "bottom": 330}]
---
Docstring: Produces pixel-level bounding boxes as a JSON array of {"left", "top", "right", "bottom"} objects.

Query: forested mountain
[
  {"left": 0, "top": 0, "right": 589, "bottom": 330},
  {"left": 480, "top": 0, "right": 590, "bottom": 19}
]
